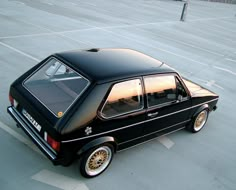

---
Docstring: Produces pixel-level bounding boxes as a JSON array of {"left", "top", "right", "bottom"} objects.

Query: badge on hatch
[{"left": 22, "top": 109, "right": 42, "bottom": 132}]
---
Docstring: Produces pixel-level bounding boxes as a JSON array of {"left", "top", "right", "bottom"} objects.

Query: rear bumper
[{"left": 7, "top": 106, "right": 62, "bottom": 165}]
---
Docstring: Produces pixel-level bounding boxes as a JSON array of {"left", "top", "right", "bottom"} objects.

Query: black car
[{"left": 7, "top": 48, "right": 218, "bottom": 178}]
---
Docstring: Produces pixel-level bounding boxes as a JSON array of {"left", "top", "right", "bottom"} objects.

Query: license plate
[{"left": 22, "top": 109, "right": 42, "bottom": 132}]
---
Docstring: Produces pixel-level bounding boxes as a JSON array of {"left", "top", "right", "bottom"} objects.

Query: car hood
[{"left": 183, "top": 78, "right": 218, "bottom": 97}]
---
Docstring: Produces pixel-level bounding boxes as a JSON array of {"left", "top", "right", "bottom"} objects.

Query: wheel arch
[
  {"left": 193, "top": 104, "right": 209, "bottom": 118},
  {"left": 77, "top": 136, "right": 117, "bottom": 156}
]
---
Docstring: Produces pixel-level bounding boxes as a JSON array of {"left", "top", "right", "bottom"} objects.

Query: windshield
[{"left": 24, "top": 58, "right": 90, "bottom": 117}]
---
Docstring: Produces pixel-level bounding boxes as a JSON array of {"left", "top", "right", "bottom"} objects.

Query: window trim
[
  {"left": 144, "top": 73, "right": 180, "bottom": 109},
  {"left": 23, "top": 57, "right": 91, "bottom": 118},
  {"left": 176, "top": 75, "right": 191, "bottom": 99},
  {"left": 99, "top": 78, "right": 145, "bottom": 120},
  {"left": 175, "top": 75, "right": 190, "bottom": 101}
]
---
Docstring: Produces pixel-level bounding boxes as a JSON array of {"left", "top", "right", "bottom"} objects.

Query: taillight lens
[
  {"left": 9, "top": 94, "right": 14, "bottom": 105},
  {"left": 9, "top": 94, "right": 18, "bottom": 107},
  {"left": 46, "top": 133, "right": 60, "bottom": 152}
]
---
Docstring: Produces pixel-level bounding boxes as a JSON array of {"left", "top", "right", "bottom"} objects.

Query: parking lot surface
[{"left": 0, "top": 0, "right": 236, "bottom": 189}]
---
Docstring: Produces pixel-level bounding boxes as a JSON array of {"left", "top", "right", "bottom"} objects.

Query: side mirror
[{"left": 177, "top": 95, "right": 183, "bottom": 102}]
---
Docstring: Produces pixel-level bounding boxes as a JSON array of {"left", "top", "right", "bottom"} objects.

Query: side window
[
  {"left": 176, "top": 77, "right": 188, "bottom": 99},
  {"left": 144, "top": 75, "right": 177, "bottom": 107},
  {"left": 101, "top": 79, "right": 143, "bottom": 118}
]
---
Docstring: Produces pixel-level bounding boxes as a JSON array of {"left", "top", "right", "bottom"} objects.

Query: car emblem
[{"left": 85, "top": 126, "right": 92, "bottom": 135}]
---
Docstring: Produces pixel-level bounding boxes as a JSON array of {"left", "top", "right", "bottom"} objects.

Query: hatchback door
[
  {"left": 142, "top": 74, "right": 192, "bottom": 136},
  {"left": 8, "top": 57, "right": 90, "bottom": 159}
]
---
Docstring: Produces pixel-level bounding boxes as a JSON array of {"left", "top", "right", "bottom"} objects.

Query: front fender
[
  {"left": 193, "top": 104, "right": 209, "bottom": 118},
  {"left": 77, "top": 136, "right": 117, "bottom": 156}
]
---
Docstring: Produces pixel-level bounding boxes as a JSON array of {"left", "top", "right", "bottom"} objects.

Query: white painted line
[
  {"left": 85, "top": 2, "right": 96, "bottom": 6},
  {"left": 157, "top": 136, "right": 175, "bottom": 149},
  {"left": 188, "top": 16, "right": 233, "bottom": 22},
  {"left": 12, "top": 17, "right": 95, "bottom": 47},
  {"left": 0, "top": 42, "right": 40, "bottom": 62},
  {"left": 209, "top": 23, "right": 236, "bottom": 33},
  {"left": 205, "top": 80, "right": 224, "bottom": 89},
  {"left": 70, "top": 2, "right": 77, "bottom": 6},
  {"left": 43, "top": 2, "right": 54, "bottom": 6},
  {"left": 0, "top": 17, "right": 234, "bottom": 40},
  {"left": 225, "top": 58, "right": 236, "bottom": 63},
  {"left": 214, "top": 83, "right": 224, "bottom": 90},
  {"left": 194, "top": 78, "right": 224, "bottom": 90},
  {"left": 99, "top": 27, "right": 208, "bottom": 66},
  {"left": 32, "top": 169, "right": 89, "bottom": 190},
  {"left": 58, "top": 33, "right": 96, "bottom": 46},
  {"left": 0, "top": 14, "right": 230, "bottom": 68},
  {"left": 15, "top": 1, "right": 25, "bottom": 5},
  {"left": 0, "top": 12, "right": 91, "bottom": 46},
  {"left": 206, "top": 80, "right": 215, "bottom": 87},
  {"left": 0, "top": 32, "right": 59, "bottom": 39},
  {"left": 0, "top": 121, "right": 44, "bottom": 156},
  {"left": 0, "top": 28, "right": 101, "bottom": 40},
  {"left": 152, "top": 33, "right": 224, "bottom": 57},
  {"left": 214, "top": 66, "right": 236, "bottom": 76}
]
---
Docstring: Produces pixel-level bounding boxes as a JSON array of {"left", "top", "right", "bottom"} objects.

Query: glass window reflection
[
  {"left": 102, "top": 79, "right": 143, "bottom": 118},
  {"left": 144, "top": 75, "right": 177, "bottom": 107}
]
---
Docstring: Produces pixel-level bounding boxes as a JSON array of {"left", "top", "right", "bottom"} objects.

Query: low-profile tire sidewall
[{"left": 80, "top": 144, "right": 114, "bottom": 178}]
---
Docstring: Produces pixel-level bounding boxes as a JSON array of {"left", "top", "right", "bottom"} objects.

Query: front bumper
[{"left": 7, "top": 106, "right": 62, "bottom": 165}]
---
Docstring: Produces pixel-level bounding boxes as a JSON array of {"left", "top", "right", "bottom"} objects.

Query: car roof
[{"left": 54, "top": 48, "right": 176, "bottom": 84}]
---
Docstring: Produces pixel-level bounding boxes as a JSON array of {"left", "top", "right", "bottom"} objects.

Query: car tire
[
  {"left": 187, "top": 109, "right": 209, "bottom": 133},
  {"left": 80, "top": 144, "right": 114, "bottom": 178}
]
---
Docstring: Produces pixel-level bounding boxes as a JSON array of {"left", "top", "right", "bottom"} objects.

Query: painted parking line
[
  {"left": 0, "top": 11, "right": 95, "bottom": 47},
  {"left": 0, "top": 121, "right": 44, "bottom": 156},
  {"left": 15, "top": 1, "right": 25, "bottom": 5},
  {"left": 225, "top": 58, "right": 236, "bottom": 63},
  {"left": 44, "top": 2, "right": 54, "bottom": 6},
  {"left": 206, "top": 80, "right": 216, "bottom": 87},
  {"left": 188, "top": 16, "right": 233, "bottom": 22},
  {"left": 99, "top": 27, "right": 208, "bottom": 66},
  {"left": 84, "top": 2, "right": 97, "bottom": 6},
  {"left": 205, "top": 80, "right": 224, "bottom": 90},
  {"left": 32, "top": 169, "right": 89, "bottom": 190},
  {"left": 149, "top": 32, "right": 224, "bottom": 57},
  {"left": 213, "top": 66, "right": 236, "bottom": 76},
  {"left": 194, "top": 78, "right": 224, "bottom": 90},
  {"left": 209, "top": 23, "right": 236, "bottom": 33},
  {"left": 0, "top": 42, "right": 40, "bottom": 62},
  {"left": 0, "top": 24, "right": 207, "bottom": 67},
  {"left": 157, "top": 136, "right": 175, "bottom": 149}
]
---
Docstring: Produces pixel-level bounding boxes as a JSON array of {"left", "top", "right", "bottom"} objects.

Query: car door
[
  {"left": 97, "top": 78, "right": 146, "bottom": 147},
  {"left": 142, "top": 74, "right": 192, "bottom": 136}
]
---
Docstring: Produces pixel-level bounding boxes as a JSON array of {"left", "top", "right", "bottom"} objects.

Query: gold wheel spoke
[
  {"left": 88, "top": 150, "right": 108, "bottom": 170},
  {"left": 85, "top": 146, "right": 112, "bottom": 176}
]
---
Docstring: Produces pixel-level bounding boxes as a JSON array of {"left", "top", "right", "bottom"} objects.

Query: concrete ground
[{"left": 0, "top": 0, "right": 236, "bottom": 189}]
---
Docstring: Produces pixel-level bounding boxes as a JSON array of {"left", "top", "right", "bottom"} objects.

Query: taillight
[
  {"left": 9, "top": 94, "right": 14, "bottom": 105},
  {"left": 9, "top": 94, "right": 18, "bottom": 107},
  {"left": 45, "top": 133, "right": 60, "bottom": 152}
]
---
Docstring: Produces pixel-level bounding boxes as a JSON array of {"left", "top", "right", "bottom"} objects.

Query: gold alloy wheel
[
  {"left": 194, "top": 110, "right": 208, "bottom": 132},
  {"left": 85, "top": 146, "right": 112, "bottom": 176}
]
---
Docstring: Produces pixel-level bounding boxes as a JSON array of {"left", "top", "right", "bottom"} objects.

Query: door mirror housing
[{"left": 177, "top": 95, "right": 183, "bottom": 102}]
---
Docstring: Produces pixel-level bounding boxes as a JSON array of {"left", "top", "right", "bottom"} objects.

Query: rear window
[{"left": 24, "top": 58, "right": 90, "bottom": 117}]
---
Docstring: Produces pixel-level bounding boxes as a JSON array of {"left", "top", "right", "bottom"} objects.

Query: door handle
[{"left": 147, "top": 112, "right": 158, "bottom": 118}]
